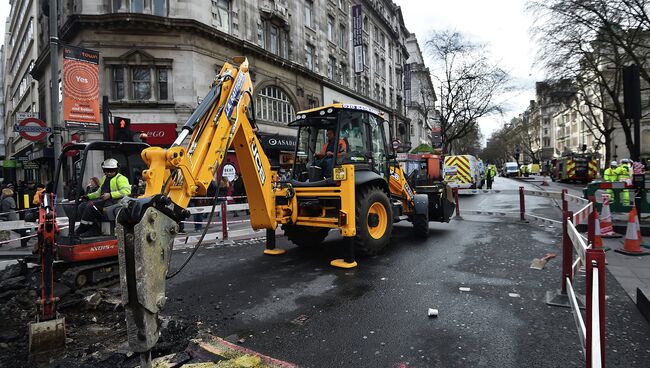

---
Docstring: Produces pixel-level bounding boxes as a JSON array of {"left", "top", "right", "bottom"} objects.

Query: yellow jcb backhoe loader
[{"left": 115, "top": 56, "right": 455, "bottom": 366}]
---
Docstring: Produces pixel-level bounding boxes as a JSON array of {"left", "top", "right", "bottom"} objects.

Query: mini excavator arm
[{"left": 115, "top": 57, "right": 276, "bottom": 366}]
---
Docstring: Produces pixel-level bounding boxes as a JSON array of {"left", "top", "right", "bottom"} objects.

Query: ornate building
[{"left": 2, "top": 0, "right": 415, "bottom": 186}]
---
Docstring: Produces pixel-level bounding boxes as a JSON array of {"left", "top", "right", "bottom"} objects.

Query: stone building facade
[
  {"left": 2, "top": 0, "right": 415, "bottom": 186},
  {"left": 404, "top": 33, "right": 435, "bottom": 147}
]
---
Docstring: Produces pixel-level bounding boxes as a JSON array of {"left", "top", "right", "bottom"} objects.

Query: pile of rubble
[{"left": 0, "top": 262, "right": 198, "bottom": 368}]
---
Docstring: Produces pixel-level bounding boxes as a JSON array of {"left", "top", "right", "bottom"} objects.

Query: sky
[
  {"left": 394, "top": 0, "right": 546, "bottom": 144},
  {"left": 0, "top": 0, "right": 544, "bottom": 144}
]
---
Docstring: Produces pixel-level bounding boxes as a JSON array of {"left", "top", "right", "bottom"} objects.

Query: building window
[
  {"left": 339, "top": 24, "right": 347, "bottom": 50},
  {"left": 110, "top": 64, "right": 171, "bottom": 102},
  {"left": 260, "top": 20, "right": 289, "bottom": 58},
  {"left": 114, "top": 68, "right": 125, "bottom": 100},
  {"left": 328, "top": 56, "right": 336, "bottom": 80},
  {"left": 257, "top": 22, "right": 265, "bottom": 48},
  {"left": 132, "top": 67, "right": 152, "bottom": 100},
  {"left": 306, "top": 44, "right": 315, "bottom": 71},
  {"left": 363, "top": 77, "right": 369, "bottom": 96},
  {"left": 340, "top": 63, "right": 348, "bottom": 86},
  {"left": 256, "top": 86, "right": 295, "bottom": 124},
  {"left": 112, "top": 0, "right": 166, "bottom": 16},
  {"left": 212, "top": 0, "right": 230, "bottom": 33},
  {"left": 270, "top": 25, "right": 279, "bottom": 54},
  {"left": 304, "top": 0, "right": 313, "bottom": 27},
  {"left": 363, "top": 44, "right": 368, "bottom": 66},
  {"left": 158, "top": 69, "right": 169, "bottom": 100},
  {"left": 328, "top": 16, "right": 335, "bottom": 42}
]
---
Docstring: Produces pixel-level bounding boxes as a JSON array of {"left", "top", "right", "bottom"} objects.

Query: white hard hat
[
  {"left": 621, "top": 158, "right": 631, "bottom": 164},
  {"left": 610, "top": 161, "right": 618, "bottom": 166},
  {"left": 101, "top": 158, "right": 119, "bottom": 170}
]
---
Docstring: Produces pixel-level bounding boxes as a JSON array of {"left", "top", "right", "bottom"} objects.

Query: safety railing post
[
  {"left": 561, "top": 210, "right": 574, "bottom": 295},
  {"left": 588, "top": 198, "right": 596, "bottom": 246},
  {"left": 562, "top": 189, "right": 568, "bottom": 212},
  {"left": 221, "top": 202, "right": 228, "bottom": 240},
  {"left": 585, "top": 248, "right": 606, "bottom": 368},
  {"left": 453, "top": 187, "right": 461, "bottom": 219},
  {"left": 519, "top": 186, "right": 525, "bottom": 221}
]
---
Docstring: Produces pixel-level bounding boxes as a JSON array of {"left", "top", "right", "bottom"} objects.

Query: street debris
[
  {"left": 427, "top": 308, "right": 439, "bottom": 317},
  {"left": 290, "top": 314, "right": 309, "bottom": 326},
  {"left": 508, "top": 293, "right": 520, "bottom": 298},
  {"left": 459, "top": 287, "right": 471, "bottom": 292},
  {"left": 530, "top": 252, "right": 557, "bottom": 270}
]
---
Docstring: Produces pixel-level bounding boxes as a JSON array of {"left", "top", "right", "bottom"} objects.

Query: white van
[{"left": 503, "top": 162, "right": 519, "bottom": 177}]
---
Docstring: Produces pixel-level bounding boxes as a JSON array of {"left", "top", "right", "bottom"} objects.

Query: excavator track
[{"left": 60, "top": 260, "right": 120, "bottom": 290}]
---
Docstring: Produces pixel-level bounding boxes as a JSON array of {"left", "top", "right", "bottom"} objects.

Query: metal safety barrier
[{"left": 547, "top": 200, "right": 605, "bottom": 368}]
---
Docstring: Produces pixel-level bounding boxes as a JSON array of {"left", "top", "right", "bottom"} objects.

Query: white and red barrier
[{"left": 547, "top": 201, "right": 606, "bottom": 368}]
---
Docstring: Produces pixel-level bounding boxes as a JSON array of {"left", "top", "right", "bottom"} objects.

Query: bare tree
[
  {"left": 425, "top": 31, "right": 511, "bottom": 154},
  {"left": 528, "top": 0, "right": 650, "bottom": 159}
]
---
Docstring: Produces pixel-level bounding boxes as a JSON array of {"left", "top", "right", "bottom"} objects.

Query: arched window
[{"left": 256, "top": 86, "right": 295, "bottom": 124}]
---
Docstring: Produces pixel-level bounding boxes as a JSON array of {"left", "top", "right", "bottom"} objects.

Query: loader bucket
[{"left": 28, "top": 317, "right": 66, "bottom": 358}]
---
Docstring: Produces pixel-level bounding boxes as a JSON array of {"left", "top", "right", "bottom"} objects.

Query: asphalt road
[{"left": 162, "top": 177, "right": 650, "bottom": 367}]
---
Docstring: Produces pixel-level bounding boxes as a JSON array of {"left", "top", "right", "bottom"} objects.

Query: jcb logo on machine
[
  {"left": 251, "top": 141, "right": 266, "bottom": 184},
  {"left": 404, "top": 183, "right": 414, "bottom": 199},
  {"left": 389, "top": 168, "right": 400, "bottom": 182}
]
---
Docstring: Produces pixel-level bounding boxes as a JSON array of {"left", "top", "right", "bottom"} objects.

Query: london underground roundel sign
[{"left": 17, "top": 117, "right": 51, "bottom": 141}]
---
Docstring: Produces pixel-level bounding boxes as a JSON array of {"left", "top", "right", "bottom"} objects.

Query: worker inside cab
[
  {"left": 314, "top": 128, "right": 347, "bottom": 178},
  {"left": 75, "top": 158, "right": 131, "bottom": 237}
]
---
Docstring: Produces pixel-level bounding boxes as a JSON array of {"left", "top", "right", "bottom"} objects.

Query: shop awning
[{"left": 257, "top": 133, "right": 297, "bottom": 151}]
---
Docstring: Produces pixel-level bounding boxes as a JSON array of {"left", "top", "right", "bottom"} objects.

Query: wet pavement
[{"left": 159, "top": 177, "right": 650, "bottom": 367}]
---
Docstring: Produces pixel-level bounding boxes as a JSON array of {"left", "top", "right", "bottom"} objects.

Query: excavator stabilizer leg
[{"left": 116, "top": 206, "right": 178, "bottom": 360}]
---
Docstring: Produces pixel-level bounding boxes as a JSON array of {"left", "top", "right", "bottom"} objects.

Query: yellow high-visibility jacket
[{"left": 88, "top": 173, "right": 131, "bottom": 200}]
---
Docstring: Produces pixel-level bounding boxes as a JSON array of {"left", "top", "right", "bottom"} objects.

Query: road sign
[{"left": 14, "top": 116, "right": 51, "bottom": 141}]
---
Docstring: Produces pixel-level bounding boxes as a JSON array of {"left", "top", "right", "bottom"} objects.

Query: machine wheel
[
  {"left": 355, "top": 186, "right": 393, "bottom": 255},
  {"left": 282, "top": 225, "right": 329, "bottom": 248},
  {"left": 413, "top": 213, "right": 429, "bottom": 238}
]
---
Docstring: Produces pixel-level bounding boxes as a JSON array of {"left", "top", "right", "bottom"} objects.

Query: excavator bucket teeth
[{"left": 117, "top": 207, "right": 178, "bottom": 353}]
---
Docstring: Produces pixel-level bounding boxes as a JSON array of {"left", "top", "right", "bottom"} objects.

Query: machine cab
[
  {"left": 289, "top": 104, "right": 391, "bottom": 185},
  {"left": 53, "top": 141, "right": 149, "bottom": 243}
]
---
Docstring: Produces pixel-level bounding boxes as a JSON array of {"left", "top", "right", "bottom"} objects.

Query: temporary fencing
[{"left": 453, "top": 186, "right": 606, "bottom": 367}]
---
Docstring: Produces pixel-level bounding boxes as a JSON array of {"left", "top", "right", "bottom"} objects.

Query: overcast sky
[
  {"left": 0, "top": 0, "right": 544, "bottom": 143},
  {"left": 394, "top": 0, "right": 546, "bottom": 142}
]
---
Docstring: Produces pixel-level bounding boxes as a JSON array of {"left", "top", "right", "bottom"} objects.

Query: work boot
[{"left": 75, "top": 223, "right": 91, "bottom": 236}]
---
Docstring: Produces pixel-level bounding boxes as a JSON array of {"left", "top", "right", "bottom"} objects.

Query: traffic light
[{"left": 113, "top": 116, "right": 132, "bottom": 142}]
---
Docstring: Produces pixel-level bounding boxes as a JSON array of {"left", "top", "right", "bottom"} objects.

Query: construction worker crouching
[
  {"left": 617, "top": 158, "right": 632, "bottom": 205},
  {"left": 75, "top": 158, "right": 131, "bottom": 237}
]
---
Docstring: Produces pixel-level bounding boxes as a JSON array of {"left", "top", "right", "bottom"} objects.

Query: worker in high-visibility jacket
[
  {"left": 603, "top": 161, "right": 618, "bottom": 202},
  {"left": 486, "top": 163, "right": 497, "bottom": 189},
  {"left": 617, "top": 158, "right": 632, "bottom": 205},
  {"left": 75, "top": 158, "right": 131, "bottom": 236}
]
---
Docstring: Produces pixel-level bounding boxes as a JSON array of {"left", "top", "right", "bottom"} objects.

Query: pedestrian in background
[
  {"left": 231, "top": 172, "right": 247, "bottom": 217},
  {"left": 86, "top": 177, "right": 100, "bottom": 195},
  {"left": 0, "top": 187, "right": 28, "bottom": 246}
]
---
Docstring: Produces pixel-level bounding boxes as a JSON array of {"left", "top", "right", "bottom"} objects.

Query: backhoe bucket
[{"left": 28, "top": 317, "right": 66, "bottom": 358}]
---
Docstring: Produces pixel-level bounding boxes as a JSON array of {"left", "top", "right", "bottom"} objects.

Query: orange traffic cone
[
  {"left": 591, "top": 209, "right": 608, "bottom": 251},
  {"left": 541, "top": 174, "right": 549, "bottom": 186},
  {"left": 615, "top": 206, "right": 650, "bottom": 256},
  {"left": 600, "top": 194, "right": 621, "bottom": 238}
]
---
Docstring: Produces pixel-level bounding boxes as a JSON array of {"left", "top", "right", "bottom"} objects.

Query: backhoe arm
[{"left": 115, "top": 57, "right": 276, "bottom": 365}]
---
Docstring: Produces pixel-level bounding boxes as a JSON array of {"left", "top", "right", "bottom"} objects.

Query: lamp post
[{"left": 49, "top": 0, "right": 63, "bottom": 197}]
